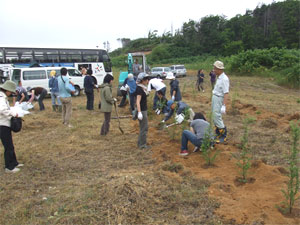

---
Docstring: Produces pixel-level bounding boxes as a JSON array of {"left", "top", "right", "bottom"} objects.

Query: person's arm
[
  {"left": 136, "top": 95, "right": 142, "bottom": 112},
  {"left": 19, "top": 93, "right": 25, "bottom": 103},
  {"left": 164, "top": 109, "right": 174, "bottom": 122},
  {"left": 28, "top": 90, "right": 35, "bottom": 103},
  {"left": 223, "top": 93, "right": 229, "bottom": 106},
  {"left": 103, "top": 87, "right": 115, "bottom": 104},
  {"left": 0, "top": 97, "right": 17, "bottom": 117}
]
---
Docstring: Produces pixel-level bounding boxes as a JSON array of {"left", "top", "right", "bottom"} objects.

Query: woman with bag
[
  {"left": 0, "top": 80, "right": 23, "bottom": 173},
  {"left": 99, "top": 74, "right": 116, "bottom": 136}
]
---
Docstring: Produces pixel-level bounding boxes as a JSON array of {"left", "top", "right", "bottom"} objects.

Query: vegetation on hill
[{"left": 110, "top": 0, "right": 300, "bottom": 88}]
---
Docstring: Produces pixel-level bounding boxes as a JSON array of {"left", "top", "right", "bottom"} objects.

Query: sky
[{"left": 0, "top": 0, "right": 281, "bottom": 51}]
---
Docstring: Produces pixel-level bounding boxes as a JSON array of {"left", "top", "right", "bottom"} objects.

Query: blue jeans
[
  {"left": 181, "top": 130, "right": 202, "bottom": 151},
  {"left": 153, "top": 87, "right": 166, "bottom": 110},
  {"left": 51, "top": 92, "right": 61, "bottom": 106}
]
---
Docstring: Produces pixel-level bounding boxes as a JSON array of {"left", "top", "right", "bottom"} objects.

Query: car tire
[{"left": 73, "top": 86, "right": 80, "bottom": 97}]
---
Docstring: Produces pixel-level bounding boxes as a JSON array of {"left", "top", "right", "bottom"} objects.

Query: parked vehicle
[
  {"left": 170, "top": 65, "right": 187, "bottom": 77},
  {"left": 10, "top": 67, "right": 84, "bottom": 96},
  {"left": 150, "top": 67, "right": 171, "bottom": 79}
]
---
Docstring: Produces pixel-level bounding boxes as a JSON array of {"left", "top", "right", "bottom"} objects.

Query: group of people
[
  {"left": 0, "top": 60, "right": 229, "bottom": 173},
  {"left": 103, "top": 60, "right": 229, "bottom": 155}
]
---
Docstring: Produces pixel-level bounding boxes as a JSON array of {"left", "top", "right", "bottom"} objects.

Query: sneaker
[
  {"left": 5, "top": 167, "right": 20, "bottom": 173},
  {"left": 17, "top": 163, "right": 24, "bottom": 167},
  {"left": 179, "top": 150, "right": 189, "bottom": 156},
  {"left": 193, "top": 147, "right": 200, "bottom": 152}
]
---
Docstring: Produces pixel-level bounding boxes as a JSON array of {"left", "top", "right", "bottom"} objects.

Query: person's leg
[
  {"left": 129, "top": 93, "right": 135, "bottom": 111},
  {"left": 50, "top": 92, "right": 56, "bottom": 111},
  {"left": 64, "top": 98, "right": 72, "bottom": 125},
  {"left": 138, "top": 111, "right": 148, "bottom": 148},
  {"left": 101, "top": 112, "right": 111, "bottom": 135},
  {"left": 153, "top": 92, "right": 159, "bottom": 110},
  {"left": 56, "top": 93, "right": 62, "bottom": 112},
  {"left": 0, "top": 126, "right": 18, "bottom": 170},
  {"left": 119, "top": 91, "right": 127, "bottom": 107},
  {"left": 212, "top": 95, "right": 225, "bottom": 129},
  {"left": 61, "top": 98, "right": 67, "bottom": 124},
  {"left": 181, "top": 130, "right": 202, "bottom": 150},
  {"left": 90, "top": 90, "right": 94, "bottom": 110}
]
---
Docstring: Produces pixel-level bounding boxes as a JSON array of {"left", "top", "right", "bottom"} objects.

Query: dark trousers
[
  {"left": 85, "top": 89, "right": 94, "bottom": 110},
  {"left": 0, "top": 126, "right": 18, "bottom": 170},
  {"left": 129, "top": 93, "right": 136, "bottom": 111},
  {"left": 119, "top": 90, "right": 127, "bottom": 107},
  {"left": 101, "top": 112, "right": 111, "bottom": 135},
  {"left": 153, "top": 87, "right": 166, "bottom": 110},
  {"left": 38, "top": 89, "right": 47, "bottom": 111}
]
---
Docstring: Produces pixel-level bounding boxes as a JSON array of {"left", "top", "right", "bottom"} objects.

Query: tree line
[{"left": 111, "top": 0, "right": 299, "bottom": 59}]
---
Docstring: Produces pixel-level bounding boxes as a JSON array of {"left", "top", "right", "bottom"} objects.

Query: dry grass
[{"left": 0, "top": 71, "right": 299, "bottom": 224}]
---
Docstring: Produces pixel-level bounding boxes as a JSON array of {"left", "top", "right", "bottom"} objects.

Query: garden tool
[{"left": 113, "top": 102, "right": 124, "bottom": 134}]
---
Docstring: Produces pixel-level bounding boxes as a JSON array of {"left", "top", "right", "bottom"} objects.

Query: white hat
[
  {"left": 166, "top": 72, "right": 175, "bottom": 80},
  {"left": 213, "top": 61, "right": 225, "bottom": 69},
  {"left": 128, "top": 73, "right": 134, "bottom": 79}
]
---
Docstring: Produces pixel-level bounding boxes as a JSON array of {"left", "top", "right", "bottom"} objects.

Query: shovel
[{"left": 113, "top": 102, "right": 124, "bottom": 134}]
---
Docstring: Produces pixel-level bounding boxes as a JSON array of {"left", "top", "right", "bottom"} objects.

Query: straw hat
[{"left": 213, "top": 61, "right": 225, "bottom": 69}]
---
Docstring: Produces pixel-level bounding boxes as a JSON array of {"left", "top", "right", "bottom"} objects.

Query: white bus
[{"left": 0, "top": 47, "right": 113, "bottom": 85}]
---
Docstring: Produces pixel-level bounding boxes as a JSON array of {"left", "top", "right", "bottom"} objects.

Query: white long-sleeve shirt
[
  {"left": 147, "top": 78, "right": 166, "bottom": 92},
  {"left": 0, "top": 91, "right": 17, "bottom": 127}
]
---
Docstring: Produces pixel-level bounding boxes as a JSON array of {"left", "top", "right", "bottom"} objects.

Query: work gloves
[
  {"left": 138, "top": 112, "right": 143, "bottom": 120},
  {"left": 221, "top": 105, "right": 226, "bottom": 114},
  {"left": 113, "top": 98, "right": 117, "bottom": 102},
  {"left": 155, "top": 108, "right": 161, "bottom": 115},
  {"left": 171, "top": 96, "right": 175, "bottom": 101}
]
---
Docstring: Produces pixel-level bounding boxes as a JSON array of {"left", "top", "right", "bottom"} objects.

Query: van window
[
  {"left": 23, "top": 70, "right": 46, "bottom": 80},
  {"left": 68, "top": 69, "right": 82, "bottom": 76},
  {"left": 12, "top": 69, "right": 21, "bottom": 83},
  {"left": 175, "top": 66, "right": 185, "bottom": 70}
]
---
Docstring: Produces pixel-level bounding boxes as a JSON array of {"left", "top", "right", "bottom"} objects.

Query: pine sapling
[
  {"left": 233, "top": 117, "right": 255, "bottom": 183},
  {"left": 278, "top": 122, "right": 300, "bottom": 214},
  {"left": 201, "top": 114, "right": 219, "bottom": 166}
]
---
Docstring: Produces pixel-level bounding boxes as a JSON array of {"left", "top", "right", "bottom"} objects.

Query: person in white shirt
[
  {"left": 147, "top": 78, "right": 166, "bottom": 110},
  {"left": 0, "top": 81, "right": 23, "bottom": 173},
  {"left": 211, "top": 61, "right": 229, "bottom": 144}
]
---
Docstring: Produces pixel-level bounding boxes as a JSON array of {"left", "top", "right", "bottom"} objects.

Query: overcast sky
[{"left": 0, "top": 0, "right": 281, "bottom": 51}]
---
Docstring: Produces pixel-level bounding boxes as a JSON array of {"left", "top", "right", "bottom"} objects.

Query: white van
[{"left": 10, "top": 67, "right": 84, "bottom": 96}]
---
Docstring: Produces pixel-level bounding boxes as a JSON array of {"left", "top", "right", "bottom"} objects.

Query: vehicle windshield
[
  {"left": 175, "top": 66, "right": 185, "bottom": 70},
  {"left": 164, "top": 68, "right": 171, "bottom": 72}
]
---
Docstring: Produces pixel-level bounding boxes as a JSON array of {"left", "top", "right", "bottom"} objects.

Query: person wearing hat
[
  {"left": 136, "top": 72, "right": 150, "bottom": 149},
  {"left": 99, "top": 74, "right": 116, "bottom": 136},
  {"left": 0, "top": 80, "right": 23, "bottom": 173},
  {"left": 166, "top": 72, "right": 182, "bottom": 101},
  {"left": 48, "top": 70, "right": 62, "bottom": 112},
  {"left": 211, "top": 60, "right": 229, "bottom": 144}
]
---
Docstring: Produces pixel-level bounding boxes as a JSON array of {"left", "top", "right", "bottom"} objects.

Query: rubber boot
[
  {"left": 52, "top": 105, "right": 57, "bottom": 112},
  {"left": 58, "top": 105, "right": 62, "bottom": 113},
  {"left": 216, "top": 127, "right": 227, "bottom": 144}
]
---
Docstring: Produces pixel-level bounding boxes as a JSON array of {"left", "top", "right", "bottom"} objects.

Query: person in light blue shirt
[{"left": 58, "top": 67, "right": 73, "bottom": 127}]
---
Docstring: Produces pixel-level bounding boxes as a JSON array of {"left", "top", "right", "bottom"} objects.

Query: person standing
[
  {"left": 147, "top": 77, "right": 166, "bottom": 110},
  {"left": 211, "top": 61, "right": 229, "bottom": 144},
  {"left": 48, "top": 70, "right": 62, "bottom": 112},
  {"left": 166, "top": 72, "right": 181, "bottom": 101},
  {"left": 0, "top": 80, "right": 23, "bottom": 173},
  {"left": 99, "top": 74, "right": 116, "bottom": 136},
  {"left": 209, "top": 70, "right": 216, "bottom": 90},
  {"left": 136, "top": 73, "right": 150, "bottom": 149},
  {"left": 84, "top": 69, "right": 95, "bottom": 110},
  {"left": 196, "top": 69, "right": 205, "bottom": 92},
  {"left": 58, "top": 67, "right": 73, "bottom": 128}
]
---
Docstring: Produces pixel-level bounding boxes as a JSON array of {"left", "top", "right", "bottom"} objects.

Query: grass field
[{"left": 0, "top": 70, "right": 299, "bottom": 224}]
